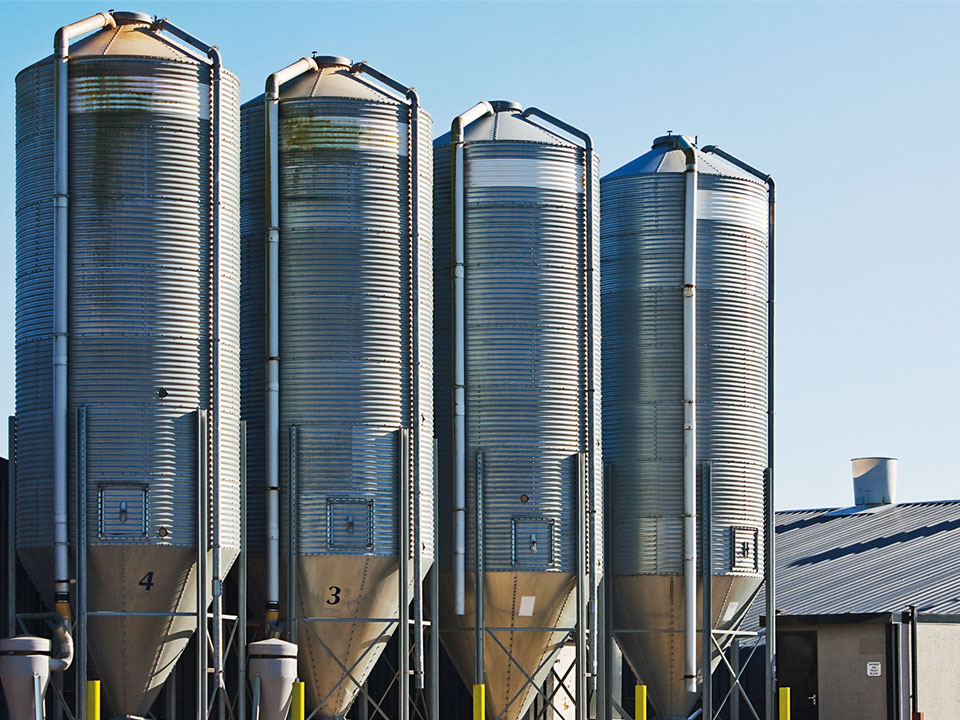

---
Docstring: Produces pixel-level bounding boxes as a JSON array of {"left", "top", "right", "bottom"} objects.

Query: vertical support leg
[
  {"left": 702, "top": 462, "right": 713, "bottom": 720},
  {"left": 6, "top": 417, "right": 16, "bottom": 639},
  {"left": 430, "top": 439, "right": 440, "bottom": 720},
  {"left": 576, "top": 453, "right": 588, "bottom": 720},
  {"left": 731, "top": 637, "right": 741, "bottom": 720},
  {"left": 166, "top": 669, "right": 178, "bottom": 720},
  {"left": 238, "top": 420, "right": 248, "bottom": 720},
  {"left": 399, "top": 428, "right": 411, "bottom": 720},
  {"left": 473, "top": 684, "right": 485, "bottom": 720},
  {"left": 77, "top": 407, "right": 88, "bottom": 719},
  {"left": 197, "top": 410, "right": 210, "bottom": 720},
  {"left": 475, "top": 451, "right": 485, "bottom": 688},
  {"left": 288, "top": 427, "right": 299, "bottom": 644},
  {"left": 601, "top": 464, "right": 615, "bottom": 720},
  {"left": 764, "top": 467, "right": 776, "bottom": 720}
]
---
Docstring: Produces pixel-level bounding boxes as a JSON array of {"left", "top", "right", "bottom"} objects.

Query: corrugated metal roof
[{"left": 742, "top": 500, "right": 960, "bottom": 634}]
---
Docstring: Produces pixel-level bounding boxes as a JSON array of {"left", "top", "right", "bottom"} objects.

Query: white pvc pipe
[
  {"left": 264, "top": 57, "right": 317, "bottom": 626},
  {"left": 677, "top": 137, "right": 698, "bottom": 695},
  {"left": 450, "top": 102, "right": 494, "bottom": 616},
  {"left": 52, "top": 10, "right": 115, "bottom": 626}
]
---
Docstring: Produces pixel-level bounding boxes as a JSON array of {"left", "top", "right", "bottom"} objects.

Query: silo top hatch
[{"left": 604, "top": 132, "right": 763, "bottom": 182}]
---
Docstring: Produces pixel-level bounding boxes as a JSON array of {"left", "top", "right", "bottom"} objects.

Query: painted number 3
[
  {"left": 139, "top": 571, "right": 155, "bottom": 591},
  {"left": 326, "top": 586, "right": 341, "bottom": 605}
]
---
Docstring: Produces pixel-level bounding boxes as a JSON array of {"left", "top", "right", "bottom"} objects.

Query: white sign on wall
[{"left": 866, "top": 661, "right": 882, "bottom": 677}]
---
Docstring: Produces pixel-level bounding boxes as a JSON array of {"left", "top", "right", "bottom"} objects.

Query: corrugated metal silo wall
[
  {"left": 240, "top": 94, "right": 434, "bottom": 563},
  {"left": 434, "top": 138, "right": 601, "bottom": 574},
  {"left": 15, "top": 54, "right": 242, "bottom": 585},
  {"left": 600, "top": 170, "right": 767, "bottom": 575}
]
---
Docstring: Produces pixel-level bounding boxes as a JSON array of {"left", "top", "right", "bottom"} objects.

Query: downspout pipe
[
  {"left": 52, "top": 9, "right": 116, "bottom": 635},
  {"left": 263, "top": 57, "right": 318, "bottom": 629},
  {"left": 522, "top": 107, "right": 599, "bottom": 690},
  {"left": 701, "top": 144, "right": 775, "bottom": 716},
  {"left": 450, "top": 102, "right": 494, "bottom": 616},
  {"left": 352, "top": 58, "right": 426, "bottom": 685},
  {"left": 674, "top": 135, "right": 698, "bottom": 696}
]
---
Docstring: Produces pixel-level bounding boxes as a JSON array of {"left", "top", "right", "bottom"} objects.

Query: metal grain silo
[
  {"left": 13, "top": 11, "right": 240, "bottom": 717},
  {"left": 240, "top": 56, "right": 433, "bottom": 718},
  {"left": 433, "top": 102, "right": 602, "bottom": 720},
  {"left": 600, "top": 135, "right": 772, "bottom": 719}
]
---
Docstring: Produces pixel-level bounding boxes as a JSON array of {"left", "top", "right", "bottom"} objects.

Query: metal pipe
[
  {"left": 701, "top": 462, "right": 713, "bottom": 719},
  {"left": 263, "top": 56, "right": 318, "bottom": 627},
  {"left": 399, "top": 429, "right": 411, "bottom": 720},
  {"left": 700, "top": 145, "right": 775, "bottom": 719},
  {"left": 521, "top": 105, "right": 599, "bottom": 714},
  {"left": 52, "top": 9, "right": 115, "bottom": 628},
  {"left": 910, "top": 605, "right": 919, "bottom": 715},
  {"left": 450, "top": 101, "right": 494, "bottom": 616},
  {"left": 674, "top": 135, "right": 699, "bottom": 695}
]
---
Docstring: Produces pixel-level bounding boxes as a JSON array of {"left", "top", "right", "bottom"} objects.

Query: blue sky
[{"left": 1, "top": 1, "right": 957, "bottom": 510}]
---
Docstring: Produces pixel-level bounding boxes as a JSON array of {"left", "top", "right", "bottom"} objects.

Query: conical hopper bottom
[
  {"left": 440, "top": 571, "right": 576, "bottom": 720},
  {"left": 295, "top": 555, "right": 424, "bottom": 719},
  {"left": 20, "top": 544, "right": 237, "bottom": 718},
  {"left": 613, "top": 574, "right": 761, "bottom": 719}
]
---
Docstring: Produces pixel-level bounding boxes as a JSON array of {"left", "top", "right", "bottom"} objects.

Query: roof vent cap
[{"left": 852, "top": 457, "right": 897, "bottom": 506}]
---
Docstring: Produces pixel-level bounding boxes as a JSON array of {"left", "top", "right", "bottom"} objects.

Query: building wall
[
  {"left": 784, "top": 623, "right": 889, "bottom": 719},
  {"left": 916, "top": 622, "right": 960, "bottom": 720}
]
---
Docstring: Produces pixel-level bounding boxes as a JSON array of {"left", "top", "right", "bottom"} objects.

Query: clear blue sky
[{"left": 1, "top": 1, "right": 957, "bottom": 511}]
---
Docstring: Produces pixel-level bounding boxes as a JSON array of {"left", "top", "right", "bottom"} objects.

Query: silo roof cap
[
  {"left": 313, "top": 55, "right": 351, "bottom": 68},
  {"left": 603, "top": 133, "right": 765, "bottom": 183},
  {"left": 651, "top": 133, "right": 696, "bottom": 149},
  {"left": 489, "top": 100, "right": 522, "bottom": 112},
  {"left": 111, "top": 11, "right": 154, "bottom": 25}
]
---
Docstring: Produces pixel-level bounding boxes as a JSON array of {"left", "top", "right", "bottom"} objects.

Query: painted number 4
[{"left": 139, "top": 571, "right": 155, "bottom": 591}]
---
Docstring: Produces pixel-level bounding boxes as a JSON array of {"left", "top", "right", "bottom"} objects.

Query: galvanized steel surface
[
  {"left": 600, "top": 139, "right": 769, "bottom": 719},
  {"left": 15, "top": 19, "right": 240, "bottom": 715},
  {"left": 435, "top": 118, "right": 600, "bottom": 575},
  {"left": 601, "top": 146, "right": 768, "bottom": 578},
  {"left": 240, "top": 63, "right": 433, "bottom": 717},
  {"left": 743, "top": 501, "right": 960, "bottom": 632},
  {"left": 433, "top": 105, "right": 601, "bottom": 720},
  {"left": 240, "top": 64, "right": 434, "bottom": 561}
]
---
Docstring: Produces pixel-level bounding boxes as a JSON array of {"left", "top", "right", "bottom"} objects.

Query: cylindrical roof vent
[{"left": 852, "top": 457, "right": 898, "bottom": 505}]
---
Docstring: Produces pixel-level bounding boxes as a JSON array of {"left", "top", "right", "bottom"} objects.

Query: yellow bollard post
[
  {"left": 291, "top": 680, "right": 305, "bottom": 720},
  {"left": 778, "top": 687, "right": 790, "bottom": 720},
  {"left": 86, "top": 680, "right": 100, "bottom": 720},
  {"left": 635, "top": 684, "right": 647, "bottom": 720},
  {"left": 472, "top": 684, "right": 485, "bottom": 720}
]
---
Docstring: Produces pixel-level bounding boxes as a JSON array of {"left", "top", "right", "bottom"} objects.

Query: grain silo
[
  {"left": 601, "top": 135, "right": 772, "bottom": 719},
  {"left": 240, "top": 56, "right": 433, "bottom": 719},
  {"left": 433, "top": 101, "right": 602, "bottom": 720},
  {"left": 11, "top": 10, "right": 240, "bottom": 718}
]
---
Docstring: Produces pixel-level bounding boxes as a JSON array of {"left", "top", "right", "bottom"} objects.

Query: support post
[
  {"left": 292, "top": 680, "right": 305, "bottom": 720},
  {"left": 777, "top": 688, "right": 789, "bottom": 720},
  {"left": 702, "top": 462, "right": 713, "bottom": 719},
  {"left": 635, "top": 685, "right": 646, "bottom": 720},
  {"left": 473, "top": 684, "right": 485, "bottom": 720},
  {"left": 87, "top": 680, "right": 100, "bottom": 720}
]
